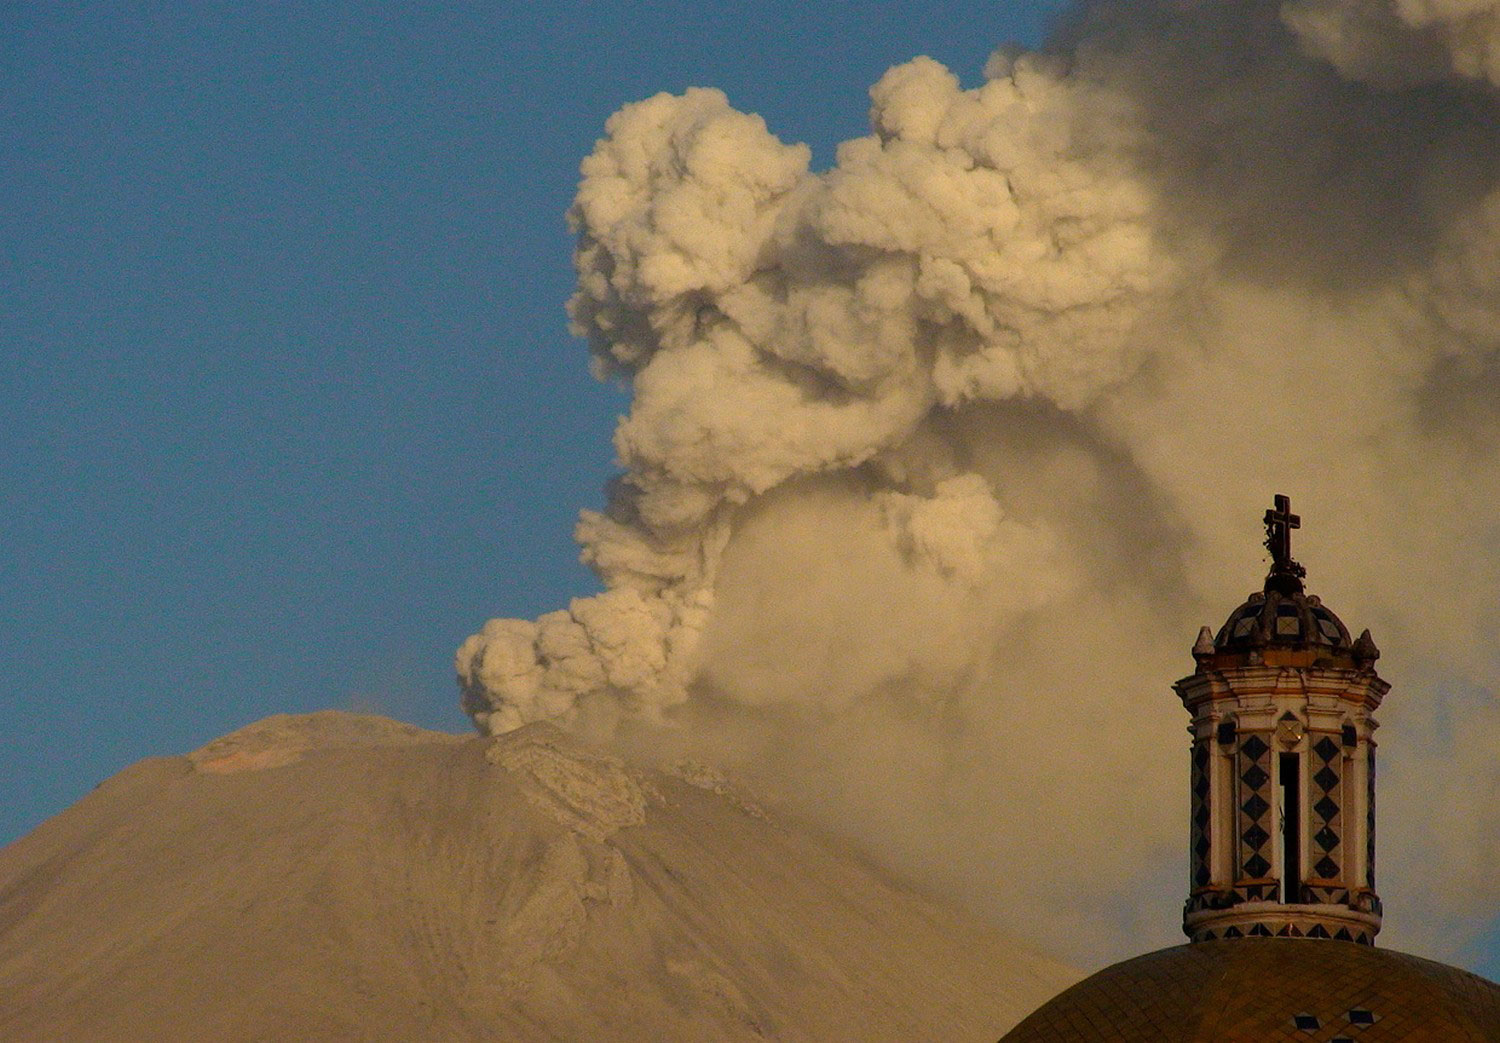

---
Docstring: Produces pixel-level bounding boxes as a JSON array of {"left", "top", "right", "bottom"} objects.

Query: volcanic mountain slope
[{"left": 0, "top": 712, "right": 1073, "bottom": 1041}]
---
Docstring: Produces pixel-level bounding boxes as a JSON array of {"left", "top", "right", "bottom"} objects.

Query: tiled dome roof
[
  {"left": 1214, "top": 590, "right": 1352, "bottom": 653},
  {"left": 1199, "top": 495, "right": 1380, "bottom": 666},
  {"left": 999, "top": 939, "right": 1500, "bottom": 1041}
]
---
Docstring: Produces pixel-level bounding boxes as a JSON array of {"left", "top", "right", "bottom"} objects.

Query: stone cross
[{"left": 1263, "top": 494, "right": 1300, "bottom": 567}]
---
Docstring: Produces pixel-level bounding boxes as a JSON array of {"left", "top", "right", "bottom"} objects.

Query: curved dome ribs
[{"left": 1214, "top": 592, "right": 1354, "bottom": 657}]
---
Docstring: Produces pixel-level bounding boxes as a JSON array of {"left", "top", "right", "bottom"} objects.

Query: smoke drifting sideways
[{"left": 459, "top": 0, "right": 1500, "bottom": 966}]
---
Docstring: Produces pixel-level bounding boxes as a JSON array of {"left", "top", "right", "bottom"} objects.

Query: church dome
[
  {"left": 999, "top": 939, "right": 1500, "bottom": 1041},
  {"left": 1213, "top": 589, "right": 1352, "bottom": 653},
  {"left": 1195, "top": 496, "right": 1381, "bottom": 669}
]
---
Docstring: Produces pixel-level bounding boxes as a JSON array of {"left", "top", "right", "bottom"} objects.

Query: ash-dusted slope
[{"left": 0, "top": 712, "right": 1072, "bottom": 1041}]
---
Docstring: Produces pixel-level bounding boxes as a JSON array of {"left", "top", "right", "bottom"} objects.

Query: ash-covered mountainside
[{"left": 0, "top": 712, "right": 1072, "bottom": 1041}]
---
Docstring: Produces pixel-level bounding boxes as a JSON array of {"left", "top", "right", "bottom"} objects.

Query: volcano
[{"left": 0, "top": 712, "right": 1072, "bottom": 1040}]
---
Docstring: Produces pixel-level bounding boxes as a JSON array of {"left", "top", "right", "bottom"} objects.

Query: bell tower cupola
[{"left": 1175, "top": 495, "right": 1386, "bottom": 945}]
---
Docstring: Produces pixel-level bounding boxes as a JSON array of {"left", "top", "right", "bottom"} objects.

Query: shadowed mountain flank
[{"left": 0, "top": 712, "right": 1072, "bottom": 1041}]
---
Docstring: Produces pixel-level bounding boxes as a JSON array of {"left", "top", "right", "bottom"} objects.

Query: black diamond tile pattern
[
  {"left": 1309, "top": 733, "right": 1342, "bottom": 886},
  {"left": 1192, "top": 742, "right": 1211, "bottom": 888},
  {"left": 1239, "top": 736, "right": 1274, "bottom": 881},
  {"left": 999, "top": 939, "right": 1500, "bottom": 1042},
  {"left": 1193, "top": 746, "right": 1210, "bottom": 798},
  {"left": 1305, "top": 885, "right": 1350, "bottom": 905}
]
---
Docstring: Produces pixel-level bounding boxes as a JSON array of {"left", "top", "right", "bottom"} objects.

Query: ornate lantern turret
[{"left": 1176, "top": 495, "right": 1386, "bottom": 945}]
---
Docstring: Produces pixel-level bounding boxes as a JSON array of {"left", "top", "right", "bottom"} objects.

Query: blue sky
[{"left": 1, "top": 1, "right": 1067, "bottom": 844}]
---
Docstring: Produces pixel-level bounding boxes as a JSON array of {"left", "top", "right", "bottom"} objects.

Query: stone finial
[
  {"left": 1192, "top": 626, "right": 1216, "bottom": 658},
  {"left": 1353, "top": 628, "right": 1380, "bottom": 664}
]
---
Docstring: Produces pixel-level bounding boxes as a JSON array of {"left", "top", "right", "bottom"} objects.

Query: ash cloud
[
  {"left": 461, "top": 0, "right": 1500, "bottom": 966},
  {"left": 1283, "top": 0, "right": 1500, "bottom": 87}
]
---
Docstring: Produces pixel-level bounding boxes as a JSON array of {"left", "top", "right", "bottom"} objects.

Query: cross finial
[{"left": 1263, "top": 493, "right": 1306, "bottom": 593}]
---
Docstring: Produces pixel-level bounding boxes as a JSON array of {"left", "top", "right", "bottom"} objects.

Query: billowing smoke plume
[
  {"left": 1284, "top": 0, "right": 1500, "bottom": 86},
  {"left": 460, "top": 0, "right": 1500, "bottom": 967}
]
